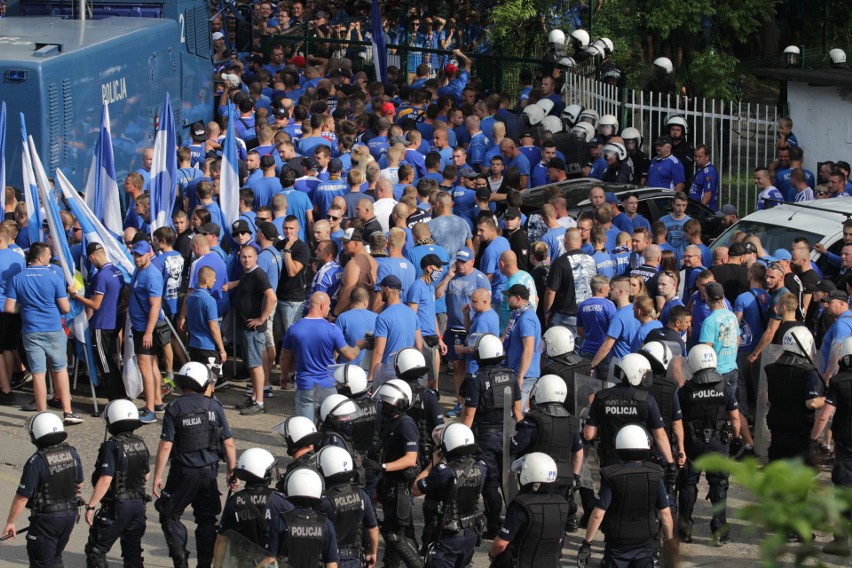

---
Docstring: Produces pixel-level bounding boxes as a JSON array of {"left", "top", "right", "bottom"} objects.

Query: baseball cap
[
  {"left": 273, "top": 108, "right": 289, "bottom": 119},
  {"left": 455, "top": 247, "right": 474, "bottom": 262},
  {"left": 715, "top": 204, "right": 738, "bottom": 218},
  {"left": 420, "top": 254, "right": 448, "bottom": 269},
  {"left": 504, "top": 283, "right": 530, "bottom": 299},
  {"left": 772, "top": 248, "right": 792, "bottom": 261},
  {"left": 504, "top": 207, "right": 521, "bottom": 219},
  {"left": 212, "top": 31, "right": 224, "bottom": 41},
  {"left": 389, "top": 135, "right": 413, "bottom": 147},
  {"left": 86, "top": 242, "right": 104, "bottom": 256},
  {"left": 604, "top": 191, "right": 619, "bottom": 204},
  {"left": 379, "top": 274, "right": 403, "bottom": 290},
  {"left": 190, "top": 121, "right": 207, "bottom": 141},
  {"left": 340, "top": 227, "right": 362, "bottom": 242},
  {"left": 198, "top": 222, "right": 220, "bottom": 236},
  {"left": 444, "top": 63, "right": 459, "bottom": 75},
  {"left": 380, "top": 102, "right": 396, "bottom": 116},
  {"left": 742, "top": 241, "right": 758, "bottom": 255},
  {"left": 131, "top": 241, "right": 152, "bottom": 256},
  {"left": 588, "top": 136, "right": 603, "bottom": 147},
  {"left": 231, "top": 219, "right": 251, "bottom": 236},
  {"left": 460, "top": 169, "right": 480, "bottom": 179},
  {"left": 259, "top": 222, "right": 281, "bottom": 241},
  {"left": 816, "top": 280, "right": 837, "bottom": 294},
  {"left": 288, "top": 55, "right": 307, "bottom": 68},
  {"left": 654, "top": 135, "right": 673, "bottom": 146},
  {"left": 520, "top": 132, "right": 534, "bottom": 139},
  {"left": 475, "top": 186, "right": 491, "bottom": 201},
  {"left": 328, "top": 158, "right": 344, "bottom": 173},
  {"left": 728, "top": 242, "right": 746, "bottom": 257},
  {"left": 302, "top": 157, "right": 319, "bottom": 171},
  {"left": 704, "top": 282, "right": 725, "bottom": 302},
  {"left": 546, "top": 158, "right": 567, "bottom": 171},
  {"left": 823, "top": 290, "right": 849, "bottom": 303}
]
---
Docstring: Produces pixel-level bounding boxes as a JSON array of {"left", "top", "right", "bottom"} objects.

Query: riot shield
[
  {"left": 501, "top": 386, "right": 519, "bottom": 503},
  {"left": 754, "top": 345, "right": 785, "bottom": 459},
  {"left": 574, "top": 374, "right": 613, "bottom": 491},
  {"left": 667, "top": 355, "right": 688, "bottom": 387},
  {"left": 213, "top": 529, "right": 282, "bottom": 568}
]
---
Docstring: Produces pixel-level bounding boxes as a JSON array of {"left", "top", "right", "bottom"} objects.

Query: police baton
[{"left": 1, "top": 527, "right": 28, "bottom": 541}]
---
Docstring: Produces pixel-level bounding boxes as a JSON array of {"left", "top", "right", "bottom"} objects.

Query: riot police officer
[
  {"left": 577, "top": 425, "right": 676, "bottom": 567},
  {"left": 215, "top": 448, "right": 290, "bottom": 555},
  {"left": 764, "top": 327, "right": 825, "bottom": 463},
  {"left": 583, "top": 354, "right": 679, "bottom": 503},
  {"left": 622, "top": 127, "right": 650, "bottom": 184},
  {"left": 315, "top": 445, "right": 379, "bottom": 568},
  {"left": 373, "top": 379, "right": 424, "bottom": 568},
  {"left": 666, "top": 114, "right": 695, "bottom": 179},
  {"left": 543, "top": 29, "right": 568, "bottom": 64},
  {"left": 637, "top": 341, "right": 686, "bottom": 470},
  {"left": 541, "top": 326, "right": 592, "bottom": 406},
  {"left": 811, "top": 336, "right": 852, "bottom": 556},
  {"left": 273, "top": 415, "right": 324, "bottom": 486},
  {"left": 487, "top": 453, "right": 570, "bottom": 568},
  {"left": 510, "top": 375, "right": 584, "bottom": 530},
  {"left": 152, "top": 361, "right": 237, "bottom": 568},
  {"left": 318, "top": 393, "right": 370, "bottom": 485},
  {"left": 677, "top": 344, "right": 740, "bottom": 544},
  {"left": 460, "top": 333, "right": 523, "bottom": 538},
  {"left": 646, "top": 57, "right": 676, "bottom": 96},
  {"left": 84, "top": 399, "right": 150, "bottom": 568},
  {"left": 267, "top": 467, "right": 340, "bottom": 568},
  {"left": 394, "top": 348, "right": 444, "bottom": 471},
  {"left": 3, "top": 412, "right": 84, "bottom": 567},
  {"left": 412, "top": 423, "right": 485, "bottom": 568}
]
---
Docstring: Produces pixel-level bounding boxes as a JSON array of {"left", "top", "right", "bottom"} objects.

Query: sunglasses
[
  {"left": 816, "top": 191, "right": 830, "bottom": 196},
  {"left": 327, "top": 215, "right": 340, "bottom": 221}
]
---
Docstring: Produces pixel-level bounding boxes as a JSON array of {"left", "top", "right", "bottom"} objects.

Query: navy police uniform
[
  {"left": 266, "top": 502, "right": 340, "bottom": 568},
  {"left": 317, "top": 481, "right": 378, "bottom": 568},
  {"left": 85, "top": 432, "right": 150, "bottom": 567},
  {"left": 492, "top": 488, "right": 571, "bottom": 568},
  {"left": 406, "top": 384, "right": 445, "bottom": 470},
  {"left": 219, "top": 482, "right": 291, "bottom": 549},
  {"left": 17, "top": 443, "right": 84, "bottom": 568},
  {"left": 825, "top": 369, "right": 852, "bottom": 488},
  {"left": 156, "top": 393, "right": 232, "bottom": 568},
  {"left": 645, "top": 372, "right": 684, "bottom": 512},
  {"left": 764, "top": 352, "right": 823, "bottom": 462}
]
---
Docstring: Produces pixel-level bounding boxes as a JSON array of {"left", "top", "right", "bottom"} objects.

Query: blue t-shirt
[
  {"left": 283, "top": 317, "right": 347, "bottom": 389},
  {"left": 257, "top": 246, "right": 283, "bottom": 294},
  {"left": 606, "top": 304, "right": 640, "bottom": 359},
  {"left": 250, "top": 177, "right": 282, "bottom": 209},
  {"left": 632, "top": 320, "right": 664, "bottom": 352},
  {"left": 335, "top": 308, "right": 377, "bottom": 367},
  {"left": 429, "top": 215, "right": 472, "bottom": 260},
  {"left": 151, "top": 250, "right": 183, "bottom": 316},
  {"left": 592, "top": 251, "right": 617, "bottom": 279},
  {"left": 508, "top": 153, "right": 532, "bottom": 188},
  {"left": 467, "top": 308, "right": 500, "bottom": 375},
  {"left": 279, "top": 189, "right": 312, "bottom": 242},
  {"left": 659, "top": 297, "right": 685, "bottom": 328},
  {"left": 541, "top": 227, "right": 567, "bottom": 265},
  {"left": 504, "top": 308, "right": 542, "bottom": 378},
  {"left": 467, "top": 132, "right": 490, "bottom": 167},
  {"left": 407, "top": 243, "right": 450, "bottom": 314},
  {"left": 314, "top": 178, "right": 349, "bottom": 219},
  {"left": 188, "top": 253, "right": 229, "bottom": 317},
  {"left": 689, "top": 164, "right": 719, "bottom": 210},
  {"left": 629, "top": 213, "right": 653, "bottom": 234},
  {"left": 480, "top": 237, "right": 511, "bottom": 298},
  {"left": 407, "top": 279, "right": 438, "bottom": 337},
  {"left": 444, "top": 269, "right": 490, "bottom": 329},
  {"left": 734, "top": 287, "right": 770, "bottom": 351},
  {"left": 374, "top": 303, "right": 420, "bottom": 363},
  {"left": 0, "top": 248, "right": 25, "bottom": 304},
  {"left": 698, "top": 308, "right": 740, "bottom": 373},
  {"left": 128, "top": 265, "right": 164, "bottom": 332},
  {"left": 186, "top": 288, "right": 219, "bottom": 351},
  {"left": 647, "top": 155, "right": 686, "bottom": 190},
  {"left": 376, "top": 257, "right": 416, "bottom": 299},
  {"left": 577, "top": 297, "right": 616, "bottom": 355},
  {"left": 88, "top": 262, "right": 123, "bottom": 330},
  {"left": 8, "top": 265, "right": 67, "bottom": 333},
  {"left": 658, "top": 214, "right": 691, "bottom": 258}
]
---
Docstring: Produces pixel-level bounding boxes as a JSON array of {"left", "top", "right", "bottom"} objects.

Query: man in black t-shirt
[
  {"left": 710, "top": 243, "right": 749, "bottom": 305},
  {"left": 274, "top": 215, "right": 311, "bottom": 347}
]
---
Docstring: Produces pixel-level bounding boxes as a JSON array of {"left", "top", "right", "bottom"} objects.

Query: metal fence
[{"left": 564, "top": 73, "right": 779, "bottom": 215}]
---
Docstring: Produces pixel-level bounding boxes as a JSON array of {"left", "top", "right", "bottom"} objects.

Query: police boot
[
  {"left": 84, "top": 544, "right": 108, "bottom": 568},
  {"left": 823, "top": 535, "right": 851, "bottom": 557},
  {"left": 123, "top": 558, "right": 144, "bottom": 568}
]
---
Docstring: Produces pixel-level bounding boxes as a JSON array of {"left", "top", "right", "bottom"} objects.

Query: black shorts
[
  {"left": 0, "top": 312, "right": 22, "bottom": 351},
  {"left": 132, "top": 330, "right": 158, "bottom": 357},
  {"left": 189, "top": 347, "right": 217, "bottom": 366}
]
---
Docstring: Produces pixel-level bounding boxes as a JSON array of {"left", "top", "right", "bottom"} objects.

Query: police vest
[
  {"left": 441, "top": 458, "right": 483, "bottom": 531},
  {"left": 596, "top": 387, "right": 650, "bottom": 460},
  {"left": 171, "top": 398, "right": 223, "bottom": 456},
  {"left": 281, "top": 508, "right": 327, "bottom": 568},
  {"left": 765, "top": 355, "right": 816, "bottom": 434},
  {"left": 830, "top": 371, "right": 852, "bottom": 443},
  {"left": 542, "top": 354, "right": 591, "bottom": 411},
  {"left": 513, "top": 491, "right": 571, "bottom": 568},
  {"left": 350, "top": 396, "right": 378, "bottom": 454},
  {"left": 105, "top": 433, "right": 148, "bottom": 502},
  {"left": 326, "top": 483, "right": 364, "bottom": 558},
  {"left": 231, "top": 486, "right": 274, "bottom": 547},
  {"left": 681, "top": 373, "right": 727, "bottom": 445},
  {"left": 30, "top": 444, "right": 78, "bottom": 514},
  {"left": 646, "top": 374, "right": 679, "bottom": 434},
  {"left": 406, "top": 385, "right": 435, "bottom": 462},
  {"left": 526, "top": 405, "right": 577, "bottom": 485},
  {"left": 600, "top": 462, "right": 662, "bottom": 546}
]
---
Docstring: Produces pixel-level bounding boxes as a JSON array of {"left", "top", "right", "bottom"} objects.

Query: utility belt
[
  {"left": 688, "top": 421, "right": 729, "bottom": 444},
  {"left": 33, "top": 499, "right": 80, "bottom": 514},
  {"left": 110, "top": 491, "right": 150, "bottom": 502},
  {"left": 443, "top": 513, "right": 484, "bottom": 533},
  {"left": 338, "top": 547, "right": 362, "bottom": 559},
  {"left": 475, "top": 424, "right": 503, "bottom": 436}
]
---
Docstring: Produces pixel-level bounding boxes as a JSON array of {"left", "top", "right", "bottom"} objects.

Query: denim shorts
[
  {"left": 240, "top": 328, "right": 266, "bottom": 369},
  {"left": 23, "top": 331, "right": 68, "bottom": 374}
]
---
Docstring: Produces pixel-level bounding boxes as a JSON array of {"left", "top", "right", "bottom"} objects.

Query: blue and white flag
[
  {"left": 20, "top": 114, "right": 43, "bottom": 246},
  {"left": 0, "top": 102, "right": 6, "bottom": 200},
  {"left": 85, "top": 103, "right": 123, "bottom": 236},
  {"left": 220, "top": 101, "right": 240, "bottom": 229},
  {"left": 371, "top": 0, "right": 388, "bottom": 83},
  {"left": 149, "top": 93, "right": 178, "bottom": 232}
]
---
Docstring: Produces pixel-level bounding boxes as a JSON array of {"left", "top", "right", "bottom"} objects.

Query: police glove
[
  {"left": 363, "top": 457, "right": 382, "bottom": 472},
  {"left": 577, "top": 540, "right": 592, "bottom": 568},
  {"left": 729, "top": 436, "right": 744, "bottom": 457},
  {"left": 665, "top": 463, "right": 678, "bottom": 493},
  {"left": 571, "top": 474, "right": 582, "bottom": 493}
]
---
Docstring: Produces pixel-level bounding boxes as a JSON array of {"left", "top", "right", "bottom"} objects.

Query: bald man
[
  {"left": 282, "top": 292, "right": 360, "bottom": 418},
  {"left": 499, "top": 138, "right": 531, "bottom": 189},
  {"left": 498, "top": 250, "right": 537, "bottom": 332}
]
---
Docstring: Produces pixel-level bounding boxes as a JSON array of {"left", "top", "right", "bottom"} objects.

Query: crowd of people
[{"left": 2, "top": 3, "right": 852, "bottom": 567}]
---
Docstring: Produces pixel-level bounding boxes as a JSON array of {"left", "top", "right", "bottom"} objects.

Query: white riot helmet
[
  {"left": 175, "top": 361, "right": 213, "bottom": 391},
  {"left": 571, "top": 122, "right": 596, "bottom": 143},
  {"left": 529, "top": 374, "right": 568, "bottom": 406},
  {"left": 570, "top": 29, "right": 590, "bottom": 48},
  {"left": 602, "top": 142, "right": 627, "bottom": 162},
  {"left": 639, "top": 340, "right": 673, "bottom": 374},
  {"left": 523, "top": 104, "right": 545, "bottom": 126},
  {"left": 600, "top": 37, "right": 614, "bottom": 54},
  {"left": 284, "top": 466, "right": 325, "bottom": 500},
  {"left": 541, "top": 115, "right": 563, "bottom": 134},
  {"left": 577, "top": 109, "right": 599, "bottom": 127},
  {"left": 583, "top": 44, "right": 601, "bottom": 57},
  {"left": 29, "top": 411, "right": 67, "bottom": 447},
  {"left": 235, "top": 448, "right": 276, "bottom": 483},
  {"left": 615, "top": 424, "right": 652, "bottom": 460},
  {"left": 591, "top": 38, "right": 612, "bottom": 56},
  {"left": 548, "top": 29, "right": 566, "bottom": 47},
  {"left": 104, "top": 399, "right": 142, "bottom": 433},
  {"left": 829, "top": 48, "right": 847, "bottom": 65},
  {"left": 511, "top": 452, "right": 558, "bottom": 486},
  {"left": 372, "top": 378, "right": 412, "bottom": 411},
  {"left": 474, "top": 333, "right": 504, "bottom": 364},
  {"left": 653, "top": 57, "right": 674, "bottom": 74},
  {"left": 598, "top": 114, "right": 619, "bottom": 138},
  {"left": 557, "top": 57, "right": 576, "bottom": 69},
  {"left": 394, "top": 347, "right": 427, "bottom": 381},
  {"left": 782, "top": 327, "right": 815, "bottom": 358},
  {"left": 687, "top": 344, "right": 717, "bottom": 374},
  {"left": 439, "top": 422, "right": 477, "bottom": 457},
  {"left": 621, "top": 126, "right": 643, "bottom": 149},
  {"left": 536, "top": 98, "right": 555, "bottom": 116},
  {"left": 318, "top": 393, "right": 360, "bottom": 424},
  {"left": 273, "top": 416, "right": 323, "bottom": 456},
  {"left": 838, "top": 336, "right": 852, "bottom": 369},
  {"left": 666, "top": 115, "right": 688, "bottom": 137},
  {"left": 614, "top": 353, "right": 653, "bottom": 387},
  {"left": 333, "top": 364, "right": 369, "bottom": 396},
  {"left": 543, "top": 326, "right": 575, "bottom": 357},
  {"left": 562, "top": 104, "right": 584, "bottom": 126},
  {"left": 784, "top": 45, "right": 801, "bottom": 55},
  {"left": 315, "top": 445, "right": 355, "bottom": 481}
]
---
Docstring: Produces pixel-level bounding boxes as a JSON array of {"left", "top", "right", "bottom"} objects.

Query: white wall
[{"left": 788, "top": 82, "right": 852, "bottom": 173}]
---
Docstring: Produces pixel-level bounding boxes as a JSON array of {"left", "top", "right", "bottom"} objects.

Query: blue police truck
[{"left": 1, "top": 0, "right": 217, "bottom": 188}]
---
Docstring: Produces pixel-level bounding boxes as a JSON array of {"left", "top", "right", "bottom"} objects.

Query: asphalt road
[{"left": 0, "top": 373, "right": 847, "bottom": 567}]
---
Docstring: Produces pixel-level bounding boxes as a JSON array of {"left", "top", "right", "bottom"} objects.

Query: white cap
[{"left": 212, "top": 32, "right": 225, "bottom": 41}]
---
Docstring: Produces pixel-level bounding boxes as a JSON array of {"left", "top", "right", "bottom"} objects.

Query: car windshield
[{"left": 712, "top": 220, "right": 823, "bottom": 252}]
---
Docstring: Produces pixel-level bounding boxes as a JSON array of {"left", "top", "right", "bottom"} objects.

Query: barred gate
[{"left": 563, "top": 73, "right": 778, "bottom": 215}]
